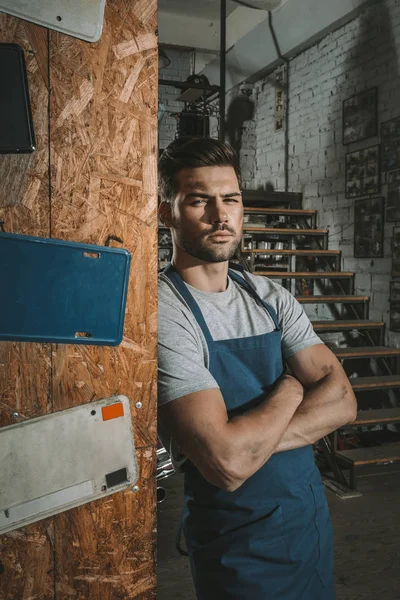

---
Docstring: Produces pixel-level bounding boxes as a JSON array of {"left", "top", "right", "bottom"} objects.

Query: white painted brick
[
  {"left": 372, "top": 292, "right": 390, "bottom": 313},
  {"left": 355, "top": 273, "right": 372, "bottom": 292},
  {"left": 303, "top": 182, "right": 319, "bottom": 198},
  {"left": 369, "top": 308, "right": 384, "bottom": 322},
  {"left": 371, "top": 275, "right": 391, "bottom": 292}
]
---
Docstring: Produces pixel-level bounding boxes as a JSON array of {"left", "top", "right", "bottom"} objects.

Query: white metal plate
[
  {"left": 0, "top": 0, "right": 106, "bottom": 43},
  {"left": 0, "top": 395, "right": 138, "bottom": 534}
]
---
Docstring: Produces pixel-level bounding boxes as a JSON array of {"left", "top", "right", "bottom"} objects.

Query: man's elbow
[
  {"left": 341, "top": 381, "right": 358, "bottom": 424},
  {"left": 347, "top": 393, "right": 358, "bottom": 423},
  {"left": 207, "top": 456, "right": 248, "bottom": 492}
]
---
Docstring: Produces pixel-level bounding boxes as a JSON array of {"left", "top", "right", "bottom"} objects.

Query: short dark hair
[{"left": 158, "top": 137, "right": 241, "bottom": 203}]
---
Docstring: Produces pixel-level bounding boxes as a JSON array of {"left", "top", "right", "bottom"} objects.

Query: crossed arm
[{"left": 159, "top": 344, "right": 357, "bottom": 492}]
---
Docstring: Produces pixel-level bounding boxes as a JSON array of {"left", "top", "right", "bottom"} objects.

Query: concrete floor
[{"left": 157, "top": 470, "right": 400, "bottom": 600}]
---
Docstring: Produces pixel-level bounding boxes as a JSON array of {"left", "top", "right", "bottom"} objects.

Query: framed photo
[
  {"left": 387, "top": 170, "right": 400, "bottom": 221},
  {"left": 343, "top": 87, "right": 378, "bottom": 145},
  {"left": 354, "top": 197, "right": 384, "bottom": 258},
  {"left": 392, "top": 227, "right": 400, "bottom": 278},
  {"left": 381, "top": 116, "right": 400, "bottom": 172},
  {"left": 390, "top": 280, "right": 400, "bottom": 332},
  {"left": 345, "top": 145, "right": 380, "bottom": 199}
]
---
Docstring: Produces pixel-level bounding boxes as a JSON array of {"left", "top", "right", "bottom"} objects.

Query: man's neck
[{"left": 172, "top": 254, "right": 229, "bottom": 293}]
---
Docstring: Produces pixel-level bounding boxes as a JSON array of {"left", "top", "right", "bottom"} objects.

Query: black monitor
[{"left": 0, "top": 43, "right": 36, "bottom": 153}]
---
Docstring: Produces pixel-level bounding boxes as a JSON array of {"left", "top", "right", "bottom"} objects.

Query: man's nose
[{"left": 210, "top": 202, "right": 228, "bottom": 223}]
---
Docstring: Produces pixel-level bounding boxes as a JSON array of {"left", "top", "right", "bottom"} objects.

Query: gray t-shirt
[{"left": 158, "top": 269, "right": 323, "bottom": 407}]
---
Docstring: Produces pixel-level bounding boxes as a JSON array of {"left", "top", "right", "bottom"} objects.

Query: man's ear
[{"left": 159, "top": 201, "right": 173, "bottom": 228}]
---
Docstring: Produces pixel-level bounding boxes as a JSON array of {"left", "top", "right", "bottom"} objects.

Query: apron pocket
[
  {"left": 310, "top": 483, "right": 334, "bottom": 588},
  {"left": 190, "top": 505, "right": 292, "bottom": 600}
]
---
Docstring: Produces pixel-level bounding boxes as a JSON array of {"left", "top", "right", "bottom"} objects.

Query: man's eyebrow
[
  {"left": 184, "top": 192, "right": 211, "bottom": 199},
  {"left": 184, "top": 191, "right": 242, "bottom": 199}
]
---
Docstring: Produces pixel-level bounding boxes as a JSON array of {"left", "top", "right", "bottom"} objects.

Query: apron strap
[
  {"left": 163, "top": 262, "right": 281, "bottom": 338},
  {"left": 163, "top": 263, "right": 214, "bottom": 344},
  {"left": 227, "top": 269, "right": 281, "bottom": 331}
]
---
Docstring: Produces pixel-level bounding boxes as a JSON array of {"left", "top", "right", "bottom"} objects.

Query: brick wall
[
  {"left": 225, "top": 87, "right": 257, "bottom": 189},
  {"left": 159, "top": 49, "right": 192, "bottom": 150},
  {"left": 242, "top": 0, "right": 400, "bottom": 345}
]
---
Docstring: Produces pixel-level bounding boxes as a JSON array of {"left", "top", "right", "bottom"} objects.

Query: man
[{"left": 158, "top": 136, "right": 357, "bottom": 600}]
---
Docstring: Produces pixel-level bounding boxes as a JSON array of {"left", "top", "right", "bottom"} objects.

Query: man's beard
[{"left": 173, "top": 224, "right": 241, "bottom": 263}]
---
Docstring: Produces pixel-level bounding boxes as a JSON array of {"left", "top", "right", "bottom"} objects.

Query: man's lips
[{"left": 208, "top": 231, "right": 233, "bottom": 238}]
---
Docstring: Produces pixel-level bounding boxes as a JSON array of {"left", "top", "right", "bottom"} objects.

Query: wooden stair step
[
  {"left": 335, "top": 444, "right": 400, "bottom": 467},
  {"left": 244, "top": 207, "right": 316, "bottom": 217},
  {"left": 242, "top": 190, "right": 302, "bottom": 206},
  {"left": 351, "top": 375, "right": 400, "bottom": 391},
  {"left": 242, "top": 249, "right": 340, "bottom": 256},
  {"left": 346, "top": 407, "right": 400, "bottom": 426},
  {"left": 257, "top": 271, "right": 354, "bottom": 279},
  {"left": 297, "top": 295, "right": 368, "bottom": 304},
  {"left": 313, "top": 320, "right": 384, "bottom": 332},
  {"left": 243, "top": 227, "right": 327, "bottom": 236},
  {"left": 334, "top": 346, "right": 400, "bottom": 359}
]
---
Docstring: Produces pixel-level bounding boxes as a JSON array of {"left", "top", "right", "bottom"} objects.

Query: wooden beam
[{"left": 0, "top": 16, "right": 54, "bottom": 597}]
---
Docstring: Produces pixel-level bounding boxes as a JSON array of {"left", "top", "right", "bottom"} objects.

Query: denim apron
[{"left": 164, "top": 263, "right": 335, "bottom": 600}]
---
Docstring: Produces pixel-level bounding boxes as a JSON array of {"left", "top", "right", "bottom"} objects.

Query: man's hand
[{"left": 275, "top": 344, "right": 357, "bottom": 453}]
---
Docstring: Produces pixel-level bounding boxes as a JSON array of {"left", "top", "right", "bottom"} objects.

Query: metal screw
[
  {"left": 132, "top": 485, "right": 139, "bottom": 493},
  {"left": 135, "top": 402, "right": 142, "bottom": 409},
  {"left": 12, "top": 412, "right": 19, "bottom": 420}
]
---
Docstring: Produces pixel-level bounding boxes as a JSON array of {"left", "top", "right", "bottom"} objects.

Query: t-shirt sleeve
[
  {"left": 158, "top": 299, "right": 220, "bottom": 406},
  {"left": 275, "top": 284, "right": 324, "bottom": 359}
]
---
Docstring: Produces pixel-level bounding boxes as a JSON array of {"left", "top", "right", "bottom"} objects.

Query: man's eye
[
  {"left": 225, "top": 198, "right": 239, "bottom": 203},
  {"left": 191, "top": 199, "right": 206, "bottom": 205}
]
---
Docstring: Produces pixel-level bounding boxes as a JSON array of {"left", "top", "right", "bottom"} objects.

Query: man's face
[{"left": 166, "top": 165, "right": 243, "bottom": 263}]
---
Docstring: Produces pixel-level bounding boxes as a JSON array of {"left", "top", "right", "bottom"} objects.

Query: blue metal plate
[{"left": 0, "top": 233, "right": 131, "bottom": 345}]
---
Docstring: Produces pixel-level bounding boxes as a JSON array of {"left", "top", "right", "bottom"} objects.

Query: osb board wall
[{"left": 0, "top": 0, "right": 158, "bottom": 597}]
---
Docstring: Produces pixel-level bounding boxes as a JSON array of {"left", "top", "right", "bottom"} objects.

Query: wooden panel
[
  {"left": 334, "top": 346, "right": 400, "bottom": 359},
  {"left": 0, "top": 17, "right": 54, "bottom": 599},
  {"left": 49, "top": 1, "right": 157, "bottom": 598},
  {"left": 54, "top": 447, "right": 156, "bottom": 600},
  {"left": 0, "top": 0, "right": 157, "bottom": 597}
]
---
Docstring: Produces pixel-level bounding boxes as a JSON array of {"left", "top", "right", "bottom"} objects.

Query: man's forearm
[
  {"left": 225, "top": 374, "right": 303, "bottom": 480},
  {"left": 274, "top": 369, "right": 357, "bottom": 454}
]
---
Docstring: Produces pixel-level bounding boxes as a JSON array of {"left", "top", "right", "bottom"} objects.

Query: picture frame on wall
[
  {"left": 342, "top": 87, "right": 378, "bottom": 145},
  {"left": 387, "top": 170, "right": 400, "bottom": 221},
  {"left": 354, "top": 196, "right": 384, "bottom": 258},
  {"left": 381, "top": 116, "right": 400, "bottom": 172},
  {"left": 390, "top": 280, "right": 400, "bottom": 332},
  {"left": 392, "top": 227, "right": 400, "bottom": 278},
  {"left": 345, "top": 145, "right": 380, "bottom": 199}
]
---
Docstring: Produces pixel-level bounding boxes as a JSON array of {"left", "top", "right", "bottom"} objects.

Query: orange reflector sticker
[{"left": 102, "top": 402, "right": 124, "bottom": 421}]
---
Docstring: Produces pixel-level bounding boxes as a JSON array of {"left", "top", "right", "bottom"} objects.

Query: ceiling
[{"left": 158, "top": 0, "right": 238, "bottom": 20}]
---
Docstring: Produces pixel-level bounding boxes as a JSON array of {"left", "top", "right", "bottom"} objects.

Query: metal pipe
[
  {"left": 268, "top": 11, "right": 290, "bottom": 192},
  {"left": 219, "top": 0, "right": 227, "bottom": 141}
]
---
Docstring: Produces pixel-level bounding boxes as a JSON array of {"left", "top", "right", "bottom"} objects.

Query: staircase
[{"left": 241, "top": 190, "right": 400, "bottom": 490}]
